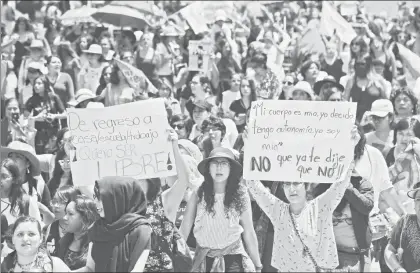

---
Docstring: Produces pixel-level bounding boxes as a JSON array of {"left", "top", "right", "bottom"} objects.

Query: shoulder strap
[{"left": 399, "top": 215, "right": 409, "bottom": 249}]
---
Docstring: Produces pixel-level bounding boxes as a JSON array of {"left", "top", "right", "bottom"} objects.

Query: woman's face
[
  {"left": 103, "top": 67, "right": 112, "bottom": 84},
  {"left": 240, "top": 79, "right": 251, "bottom": 97},
  {"left": 327, "top": 91, "right": 342, "bottom": 102},
  {"left": 304, "top": 63, "right": 319, "bottom": 80},
  {"left": 100, "top": 38, "right": 111, "bottom": 52},
  {"left": 158, "top": 85, "right": 171, "bottom": 98},
  {"left": 372, "top": 115, "right": 390, "bottom": 131},
  {"left": 48, "top": 56, "right": 62, "bottom": 72},
  {"left": 93, "top": 191, "right": 105, "bottom": 218},
  {"left": 231, "top": 75, "right": 241, "bottom": 91},
  {"left": 283, "top": 182, "right": 307, "bottom": 204},
  {"left": 30, "top": 48, "right": 43, "bottom": 59},
  {"left": 87, "top": 53, "right": 100, "bottom": 64},
  {"left": 282, "top": 76, "right": 294, "bottom": 91},
  {"left": 292, "top": 90, "right": 310, "bottom": 101},
  {"left": 12, "top": 222, "right": 42, "bottom": 256},
  {"left": 50, "top": 195, "right": 67, "bottom": 220},
  {"left": 62, "top": 201, "right": 84, "bottom": 234},
  {"left": 80, "top": 37, "right": 88, "bottom": 50},
  {"left": 394, "top": 93, "right": 414, "bottom": 116},
  {"left": 18, "top": 21, "right": 26, "bottom": 32},
  {"left": 34, "top": 78, "right": 45, "bottom": 94},
  {"left": 0, "top": 166, "right": 13, "bottom": 198},
  {"left": 396, "top": 128, "right": 415, "bottom": 148},
  {"left": 172, "top": 121, "right": 187, "bottom": 139},
  {"left": 8, "top": 153, "right": 29, "bottom": 175},
  {"left": 190, "top": 76, "right": 202, "bottom": 95},
  {"left": 209, "top": 157, "right": 230, "bottom": 183},
  {"left": 351, "top": 42, "right": 361, "bottom": 54},
  {"left": 192, "top": 107, "right": 209, "bottom": 126},
  {"left": 5, "top": 100, "right": 20, "bottom": 120},
  {"left": 59, "top": 155, "right": 71, "bottom": 173},
  {"left": 326, "top": 43, "right": 336, "bottom": 56}
]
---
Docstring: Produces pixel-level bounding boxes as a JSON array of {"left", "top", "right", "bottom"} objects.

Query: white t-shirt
[{"left": 355, "top": 145, "right": 393, "bottom": 214}]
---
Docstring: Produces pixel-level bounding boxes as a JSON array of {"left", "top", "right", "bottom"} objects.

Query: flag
[
  {"left": 114, "top": 58, "right": 158, "bottom": 95},
  {"left": 397, "top": 43, "right": 420, "bottom": 81},
  {"left": 319, "top": 1, "right": 357, "bottom": 44}
]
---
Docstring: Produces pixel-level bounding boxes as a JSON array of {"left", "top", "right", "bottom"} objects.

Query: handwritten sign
[
  {"left": 114, "top": 58, "right": 158, "bottom": 95},
  {"left": 67, "top": 99, "right": 176, "bottom": 188},
  {"left": 188, "top": 40, "right": 212, "bottom": 73},
  {"left": 243, "top": 100, "right": 357, "bottom": 183}
]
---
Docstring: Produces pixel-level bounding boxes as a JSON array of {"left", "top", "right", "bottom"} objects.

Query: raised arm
[
  {"left": 179, "top": 190, "right": 199, "bottom": 241},
  {"left": 162, "top": 129, "right": 190, "bottom": 223}
]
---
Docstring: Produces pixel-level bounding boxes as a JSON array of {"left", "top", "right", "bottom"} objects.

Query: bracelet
[{"left": 255, "top": 265, "right": 263, "bottom": 271}]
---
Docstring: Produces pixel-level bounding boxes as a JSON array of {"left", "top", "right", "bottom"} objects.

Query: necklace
[{"left": 17, "top": 260, "right": 35, "bottom": 271}]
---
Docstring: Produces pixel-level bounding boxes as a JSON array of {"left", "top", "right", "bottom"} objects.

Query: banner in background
[
  {"left": 188, "top": 40, "right": 212, "bottom": 73},
  {"left": 114, "top": 58, "right": 158, "bottom": 95},
  {"left": 243, "top": 100, "right": 357, "bottom": 183},
  {"left": 67, "top": 99, "right": 176, "bottom": 189},
  {"left": 320, "top": 1, "right": 357, "bottom": 44}
]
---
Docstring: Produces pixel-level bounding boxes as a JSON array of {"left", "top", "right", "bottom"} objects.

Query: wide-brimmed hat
[
  {"left": 0, "top": 141, "right": 41, "bottom": 176},
  {"left": 68, "top": 89, "right": 97, "bottom": 107},
  {"left": 197, "top": 147, "right": 242, "bottom": 177},
  {"left": 368, "top": 99, "right": 394, "bottom": 118},
  {"left": 27, "top": 62, "right": 44, "bottom": 73},
  {"left": 291, "top": 81, "right": 315, "bottom": 100},
  {"left": 83, "top": 44, "right": 102, "bottom": 55},
  {"left": 313, "top": 75, "right": 344, "bottom": 95},
  {"left": 30, "top": 39, "right": 44, "bottom": 49},
  {"left": 178, "top": 139, "right": 203, "bottom": 163},
  {"left": 161, "top": 25, "right": 178, "bottom": 37},
  {"left": 407, "top": 182, "right": 420, "bottom": 199},
  {"left": 186, "top": 100, "right": 213, "bottom": 114}
]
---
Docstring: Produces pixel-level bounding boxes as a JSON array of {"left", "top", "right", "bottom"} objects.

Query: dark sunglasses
[
  {"left": 283, "top": 81, "right": 293, "bottom": 86},
  {"left": 172, "top": 124, "right": 185, "bottom": 130}
]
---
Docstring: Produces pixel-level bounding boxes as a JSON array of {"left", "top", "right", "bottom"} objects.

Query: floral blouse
[
  {"left": 144, "top": 195, "right": 175, "bottom": 272},
  {"left": 246, "top": 177, "right": 350, "bottom": 272}
]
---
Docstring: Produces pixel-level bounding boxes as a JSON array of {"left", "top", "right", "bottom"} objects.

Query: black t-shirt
[
  {"left": 25, "top": 93, "right": 65, "bottom": 130},
  {"left": 229, "top": 99, "right": 248, "bottom": 116}
]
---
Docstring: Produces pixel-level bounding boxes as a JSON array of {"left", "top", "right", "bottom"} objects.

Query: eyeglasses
[
  {"left": 333, "top": 218, "right": 353, "bottom": 226},
  {"left": 283, "top": 81, "right": 293, "bottom": 86},
  {"left": 58, "top": 159, "right": 71, "bottom": 165},
  {"left": 209, "top": 161, "right": 230, "bottom": 168},
  {"left": 172, "top": 124, "right": 185, "bottom": 130},
  {"left": 190, "top": 81, "right": 199, "bottom": 86},
  {"left": 50, "top": 199, "right": 66, "bottom": 207}
]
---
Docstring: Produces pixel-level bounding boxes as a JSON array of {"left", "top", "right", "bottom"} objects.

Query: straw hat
[
  {"left": 197, "top": 147, "right": 242, "bottom": 177},
  {"left": 83, "top": 44, "right": 103, "bottom": 55},
  {"left": 291, "top": 81, "right": 315, "bottom": 100},
  {"left": 68, "top": 89, "right": 97, "bottom": 107},
  {"left": 313, "top": 75, "right": 344, "bottom": 95},
  {"left": 30, "top": 40, "right": 44, "bottom": 49},
  {"left": 0, "top": 141, "right": 41, "bottom": 176}
]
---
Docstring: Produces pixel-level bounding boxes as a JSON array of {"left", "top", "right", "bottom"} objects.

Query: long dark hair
[
  {"left": 48, "top": 148, "right": 73, "bottom": 198},
  {"left": 1, "top": 158, "right": 28, "bottom": 216},
  {"left": 197, "top": 164, "right": 245, "bottom": 217}
]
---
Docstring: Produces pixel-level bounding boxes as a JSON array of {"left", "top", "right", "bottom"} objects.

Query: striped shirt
[{"left": 193, "top": 190, "right": 250, "bottom": 250}]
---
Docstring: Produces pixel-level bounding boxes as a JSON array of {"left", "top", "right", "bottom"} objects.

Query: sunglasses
[
  {"left": 283, "top": 81, "right": 293, "bottom": 86},
  {"left": 172, "top": 124, "right": 185, "bottom": 130}
]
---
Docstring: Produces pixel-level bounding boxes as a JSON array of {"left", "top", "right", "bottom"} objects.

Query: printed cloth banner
[
  {"left": 319, "top": 1, "right": 357, "bottom": 44},
  {"left": 188, "top": 40, "right": 212, "bottom": 73},
  {"left": 114, "top": 58, "right": 158, "bottom": 95},
  {"left": 67, "top": 99, "right": 176, "bottom": 188},
  {"left": 243, "top": 100, "right": 357, "bottom": 183}
]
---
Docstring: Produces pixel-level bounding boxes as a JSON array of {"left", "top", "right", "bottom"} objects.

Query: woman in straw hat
[
  {"left": 155, "top": 24, "right": 180, "bottom": 83},
  {"left": 0, "top": 141, "right": 54, "bottom": 225},
  {"left": 384, "top": 182, "right": 420, "bottom": 273},
  {"left": 77, "top": 44, "right": 108, "bottom": 92},
  {"left": 180, "top": 147, "right": 262, "bottom": 272}
]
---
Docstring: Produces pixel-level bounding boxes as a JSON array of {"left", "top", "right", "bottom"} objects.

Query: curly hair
[
  {"left": 197, "top": 167, "right": 246, "bottom": 217},
  {"left": 201, "top": 115, "right": 226, "bottom": 140},
  {"left": 390, "top": 86, "right": 418, "bottom": 115}
]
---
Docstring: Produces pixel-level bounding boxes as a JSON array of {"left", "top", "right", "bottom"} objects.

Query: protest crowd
[{"left": 1, "top": 0, "right": 420, "bottom": 272}]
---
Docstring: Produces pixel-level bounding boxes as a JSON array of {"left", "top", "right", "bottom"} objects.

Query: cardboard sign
[
  {"left": 67, "top": 99, "right": 176, "bottom": 188},
  {"left": 188, "top": 40, "right": 212, "bottom": 72},
  {"left": 243, "top": 100, "right": 357, "bottom": 183},
  {"left": 114, "top": 58, "right": 158, "bottom": 95}
]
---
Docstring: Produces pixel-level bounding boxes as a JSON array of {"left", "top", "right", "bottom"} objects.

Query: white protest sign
[
  {"left": 243, "top": 100, "right": 357, "bottom": 183},
  {"left": 67, "top": 99, "right": 176, "bottom": 188},
  {"left": 188, "top": 40, "right": 212, "bottom": 73}
]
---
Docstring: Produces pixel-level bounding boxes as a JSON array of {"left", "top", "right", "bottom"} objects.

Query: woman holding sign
[
  {"left": 243, "top": 125, "right": 360, "bottom": 272},
  {"left": 180, "top": 147, "right": 262, "bottom": 272}
]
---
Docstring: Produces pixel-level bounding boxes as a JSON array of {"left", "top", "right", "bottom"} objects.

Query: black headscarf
[{"left": 88, "top": 176, "right": 150, "bottom": 272}]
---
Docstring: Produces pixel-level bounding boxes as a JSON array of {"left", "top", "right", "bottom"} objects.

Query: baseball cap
[{"left": 368, "top": 99, "right": 394, "bottom": 117}]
